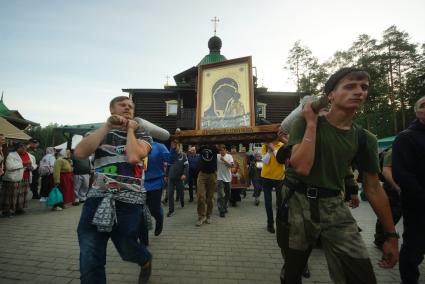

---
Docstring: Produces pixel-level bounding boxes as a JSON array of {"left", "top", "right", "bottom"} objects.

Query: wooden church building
[{"left": 122, "top": 35, "right": 306, "bottom": 135}]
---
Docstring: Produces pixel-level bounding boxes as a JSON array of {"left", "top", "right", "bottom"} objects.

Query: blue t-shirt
[
  {"left": 144, "top": 142, "right": 172, "bottom": 191},
  {"left": 188, "top": 154, "right": 200, "bottom": 173}
]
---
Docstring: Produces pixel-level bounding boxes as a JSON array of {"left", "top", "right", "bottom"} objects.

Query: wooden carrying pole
[{"left": 172, "top": 124, "right": 279, "bottom": 145}]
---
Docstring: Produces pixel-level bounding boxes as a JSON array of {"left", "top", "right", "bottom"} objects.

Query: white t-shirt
[{"left": 217, "top": 153, "right": 234, "bottom": 182}]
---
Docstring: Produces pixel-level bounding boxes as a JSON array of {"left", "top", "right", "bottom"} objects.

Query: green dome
[{"left": 198, "top": 53, "right": 227, "bottom": 66}]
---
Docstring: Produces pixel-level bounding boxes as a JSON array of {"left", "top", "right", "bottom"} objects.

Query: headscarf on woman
[
  {"left": 52, "top": 148, "right": 75, "bottom": 209},
  {"left": 39, "top": 147, "right": 57, "bottom": 201}
]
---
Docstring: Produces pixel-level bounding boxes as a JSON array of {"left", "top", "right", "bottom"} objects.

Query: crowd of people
[
  {"left": 0, "top": 68, "right": 424, "bottom": 284},
  {"left": 0, "top": 138, "right": 93, "bottom": 216}
]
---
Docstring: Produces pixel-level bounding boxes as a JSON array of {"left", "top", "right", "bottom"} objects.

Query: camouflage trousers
[{"left": 276, "top": 178, "right": 376, "bottom": 284}]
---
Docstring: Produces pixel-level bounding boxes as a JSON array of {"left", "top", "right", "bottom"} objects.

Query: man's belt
[{"left": 293, "top": 183, "right": 341, "bottom": 199}]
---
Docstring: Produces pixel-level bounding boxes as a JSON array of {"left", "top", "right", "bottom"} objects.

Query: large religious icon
[
  {"left": 196, "top": 56, "right": 255, "bottom": 130},
  {"left": 229, "top": 152, "right": 249, "bottom": 189}
]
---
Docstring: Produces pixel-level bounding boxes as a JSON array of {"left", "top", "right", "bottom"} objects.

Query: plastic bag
[{"left": 46, "top": 186, "right": 63, "bottom": 207}]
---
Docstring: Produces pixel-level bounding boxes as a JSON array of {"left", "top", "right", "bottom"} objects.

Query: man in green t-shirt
[{"left": 277, "top": 68, "right": 399, "bottom": 284}]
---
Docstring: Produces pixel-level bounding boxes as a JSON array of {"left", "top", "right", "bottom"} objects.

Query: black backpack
[
  {"left": 351, "top": 123, "right": 367, "bottom": 177},
  {"left": 377, "top": 147, "right": 391, "bottom": 183}
]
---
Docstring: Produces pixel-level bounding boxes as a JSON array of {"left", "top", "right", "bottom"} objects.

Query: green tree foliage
[
  {"left": 379, "top": 25, "right": 418, "bottom": 131},
  {"left": 25, "top": 123, "right": 67, "bottom": 149},
  {"left": 285, "top": 41, "right": 327, "bottom": 96},
  {"left": 284, "top": 26, "right": 424, "bottom": 138}
]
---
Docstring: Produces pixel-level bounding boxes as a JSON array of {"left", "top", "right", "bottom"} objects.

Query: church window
[
  {"left": 257, "top": 102, "right": 266, "bottom": 118},
  {"left": 166, "top": 100, "right": 178, "bottom": 116}
]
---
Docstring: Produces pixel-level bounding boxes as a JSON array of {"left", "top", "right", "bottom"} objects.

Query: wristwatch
[{"left": 383, "top": 231, "right": 400, "bottom": 240}]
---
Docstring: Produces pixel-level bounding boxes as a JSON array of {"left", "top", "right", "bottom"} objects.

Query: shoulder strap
[
  {"left": 351, "top": 123, "right": 367, "bottom": 172},
  {"left": 356, "top": 124, "right": 367, "bottom": 154}
]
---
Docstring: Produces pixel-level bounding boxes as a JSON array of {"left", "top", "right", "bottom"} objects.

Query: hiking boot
[
  {"left": 267, "top": 225, "right": 275, "bottom": 234},
  {"left": 138, "top": 259, "right": 152, "bottom": 284},
  {"left": 166, "top": 210, "right": 174, "bottom": 217},
  {"left": 302, "top": 265, "right": 310, "bottom": 278},
  {"left": 154, "top": 222, "right": 163, "bottom": 236},
  {"left": 15, "top": 209, "right": 25, "bottom": 215},
  {"left": 196, "top": 216, "right": 206, "bottom": 226},
  {"left": 1, "top": 211, "right": 11, "bottom": 218}
]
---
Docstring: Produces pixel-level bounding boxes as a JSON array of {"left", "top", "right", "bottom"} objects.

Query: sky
[{"left": 1, "top": 0, "right": 424, "bottom": 127}]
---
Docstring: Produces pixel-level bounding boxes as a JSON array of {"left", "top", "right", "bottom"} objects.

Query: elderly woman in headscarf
[
  {"left": 1, "top": 142, "right": 37, "bottom": 217},
  {"left": 52, "top": 148, "right": 75, "bottom": 211},
  {"left": 39, "top": 147, "right": 56, "bottom": 202}
]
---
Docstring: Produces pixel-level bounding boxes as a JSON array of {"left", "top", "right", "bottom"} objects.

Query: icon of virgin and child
[{"left": 201, "top": 77, "right": 250, "bottom": 129}]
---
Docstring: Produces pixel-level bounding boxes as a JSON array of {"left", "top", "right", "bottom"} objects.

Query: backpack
[
  {"left": 378, "top": 147, "right": 391, "bottom": 183},
  {"left": 38, "top": 155, "right": 53, "bottom": 176},
  {"left": 351, "top": 123, "right": 367, "bottom": 178}
]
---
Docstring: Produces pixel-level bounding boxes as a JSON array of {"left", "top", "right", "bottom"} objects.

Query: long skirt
[
  {"left": 0, "top": 179, "right": 29, "bottom": 213},
  {"left": 40, "top": 174, "right": 54, "bottom": 198},
  {"left": 60, "top": 172, "right": 75, "bottom": 204}
]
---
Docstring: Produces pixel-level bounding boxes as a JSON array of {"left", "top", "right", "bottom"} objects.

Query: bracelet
[{"left": 383, "top": 231, "right": 400, "bottom": 240}]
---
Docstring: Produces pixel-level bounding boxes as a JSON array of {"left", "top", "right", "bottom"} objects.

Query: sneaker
[
  {"left": 154, "top": 222, "right": 163, "bottom": 236},
  {"left": 52, "top": 207, "right": 63, "bottom": 211},
  {"left": 138, "top": 259, "right": 152, "bottom": 284},
  {"left": 267, "top": 225, "right": 275, "bottom": 234},
  {"left": 39, "top": 197, "right": 47, "bottom": 202},
  {"left": 219, "top": 212, "right": 225, "bottom": 218},
  {"left": 205, "top": 217, "right": 211, "bottom": 224},
  {"left": 196, "top": 216, "right": 206, "bottom": 226},
  {"left": 166, "top": 211, "right": 174, "bottom": 217}
]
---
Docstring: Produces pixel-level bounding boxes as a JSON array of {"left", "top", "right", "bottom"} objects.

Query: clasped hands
[
  {"left": 23, "top": 160, "right": 32, "bottom": 169},
  {"left": 106, "top": 115, "right": 139, "bottom": 132}
]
